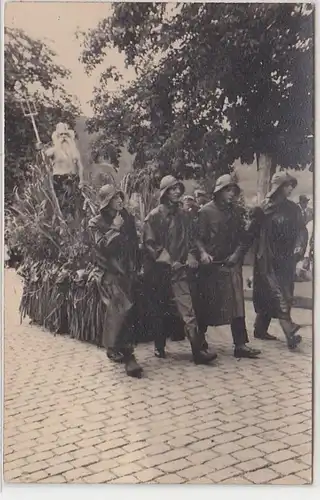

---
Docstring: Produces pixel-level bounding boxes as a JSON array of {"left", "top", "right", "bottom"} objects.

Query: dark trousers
[
  {"left": 145, "top": 266, "right": 204, "bottom": 351},
  {"left": 97, "top": 272, "right": 136, "bottom": 356},
  {"left": 254, "top": 312, "right": 297, "bottom": 339},
  {"left": 231, "top": 317, "right": 249, "bottom": 346},
  {"left": 53, "top": 174, "right": 83, "bottom": 219},
  {"left": 254, "top": 313, "right": 271, "bottom": 336}
]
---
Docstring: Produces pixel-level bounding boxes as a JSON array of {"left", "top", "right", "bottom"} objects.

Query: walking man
[
  {"left": 89, "top": 184, "right": 143, "bottom": 378},
  {"left": 196, "top": 174, "right": 261, "bottom": 359},
  {"left": 142, "top": 175, "right": 217, "bottom": 364}
]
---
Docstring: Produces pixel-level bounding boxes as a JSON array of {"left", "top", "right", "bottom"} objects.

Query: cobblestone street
[{"left": 3, "top": 269, "right": 313, "bottom": 485}]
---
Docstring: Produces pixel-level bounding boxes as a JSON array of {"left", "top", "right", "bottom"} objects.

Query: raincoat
[
  {"left": 248, "top": 198, "right": 306, "bottom": 319},
  {"left": 196, "top": 200, "right": 247, "bottom": 327},
  {"left": 142, "top": 203, "right": 199, "bottom": 340},
  {"left": 89, "top": 209, "right": 140, "bottom": 350}
]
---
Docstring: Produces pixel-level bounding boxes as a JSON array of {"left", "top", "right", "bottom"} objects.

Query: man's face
[
  {"left": 196, "top": 194, "right": 206, "bottom": 206},
  {"left": 282, "top": 183, "right": 294, "bottom": 199},
  {"left": 300, "top": 198, "right": 308, "bottom": 209},
  {"left": 219, "top": 185, "right": 238, "bottom": 205},
  {"left": 109, "top": 193, "right": 124, "bottom": 211},
  {"left": 183, "top": 198, "right": 194, "bottom": 211},
  {"left": 167, "top": 185, "right": 183, "bottom": 203},
  {"left": 59, "top": 132, "right": 69, "bottom": 144}
]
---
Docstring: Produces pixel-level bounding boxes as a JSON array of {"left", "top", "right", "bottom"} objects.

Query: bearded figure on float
[{"left": 44, "top": 122, "right": 85, "bottom": 217}]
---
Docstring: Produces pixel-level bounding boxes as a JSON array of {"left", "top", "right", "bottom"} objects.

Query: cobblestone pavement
[{"left": 4, "top": 269, "right": 313, "bottom": 485}]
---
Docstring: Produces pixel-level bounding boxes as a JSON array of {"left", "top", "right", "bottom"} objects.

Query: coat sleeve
[
  {"left": 187, "top": 213, "right": 199, "bottom": 259},
  {"left": 227, "top": 206, "right": 263, "bottom": 263},
  {"left": 196, "top": 208, "right": 219, "bottom": 256},
  {"left": 89, "top": 219, "right": 121, "bottom": 256},
  {"left": 143, "top": 214, "right": 172, "bottom": 265},
  {"left": 127, "top": 213, "right": 142, "bottom": 271}
]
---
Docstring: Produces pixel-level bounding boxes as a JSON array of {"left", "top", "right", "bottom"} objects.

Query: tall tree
[
  {"left": 80, "top": 2, "right": 313, "bottom": 195},
  {"left": 5, "top": 27, "right": 80, "bottom": 201}
]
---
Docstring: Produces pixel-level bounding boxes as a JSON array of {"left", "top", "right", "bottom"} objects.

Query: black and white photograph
[{"left": 2, "top": 0, "right": 315, "bottom": 490}]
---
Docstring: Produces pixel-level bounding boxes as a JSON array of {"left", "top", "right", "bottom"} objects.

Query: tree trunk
[{"left": 256, "top": 153, "right": 273, "bottom": 204}]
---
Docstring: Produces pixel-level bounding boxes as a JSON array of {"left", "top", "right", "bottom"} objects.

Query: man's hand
[
  {"left": 111, "top": 213, "right": 124, "bottom": 231},
  {"left": 187, "top": 254, "right": 199, "bottom": 269},
  {"left": 172, "top": 261, "right": 184, "bottom": 272},
  {"left": 224, "top": 253, "right": 238, "bottom": 268},
  {"left": 294, "top": 246, "right": 304, "bottom": 262},
  {"left": 200, "top": 251, "right": 212, "bottom": 265}
]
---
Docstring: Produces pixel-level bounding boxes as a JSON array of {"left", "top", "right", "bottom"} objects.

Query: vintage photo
[{"left": 3, "top": 1, "right": 314, "bottom": 486}]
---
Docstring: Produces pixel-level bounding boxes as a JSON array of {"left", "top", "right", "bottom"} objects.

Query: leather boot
[
  {"left": 187, "top": 326, "right": 217, "bottom": 365},
  {"left": 254, "top": 313, "right": 277, "bottom": 340},
  {"left": 154, "top": 347, "right": 166, "bottom": 358},
  {"left": 107, "top": 348, "right": 125, "bottom": 363},
  {"left": 234, "top": 345, "right": 261, "bottom": 358},
  {"left": 124, "top": 353, "right": 143, "bottom": 378},
  {"left": 280, "top": 320, "right": 302, "bottom": 350},
  {"left": 193, "top": 349, "right": 218, "bottom": 365},
  {"left": 286, "top": 324, "right": 302, "bottom": 350}
]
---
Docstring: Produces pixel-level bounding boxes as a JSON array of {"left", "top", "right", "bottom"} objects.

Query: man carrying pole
[{"left": 196, "top": 174, "right": 261, "bottom": 359}]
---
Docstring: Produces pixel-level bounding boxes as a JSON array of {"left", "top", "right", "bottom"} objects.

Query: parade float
[
  {"left": 7, "top": 101, "right": 185, "bottom": 346},
  {"left": 7, "top": 85, "right": 249, "bottom": 347}
]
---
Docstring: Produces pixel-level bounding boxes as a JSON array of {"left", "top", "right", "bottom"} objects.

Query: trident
[
  {"left": 13, "top": 81, "right": 64, "bottom": 219},
  {"left": 14, "top": 81, "right": 43, "bottom": 152}
]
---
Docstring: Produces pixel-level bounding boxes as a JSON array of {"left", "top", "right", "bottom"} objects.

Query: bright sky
[{"left": 5, "top": 0, "right": 136, "bottom": 116}]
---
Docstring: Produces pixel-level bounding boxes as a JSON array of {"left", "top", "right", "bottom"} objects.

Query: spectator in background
[
  {"left": 195, "top": 189, "right": 209, "bottom": 208},
  {"left": 296, "top": 195, "right": 312, "bottom": 263},
  {"left": 296, "top": 218, "right": 313, "bottom": 282},
  {"left": 183, "top": 195, "right": 199, "bottom": 220},
  {"left": 297, "top": 195, "right": 313, "bottom": 225}
]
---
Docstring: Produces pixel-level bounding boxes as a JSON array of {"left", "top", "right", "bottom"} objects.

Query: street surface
[{"left": 4, "top": 269, "right": 313, "bottom": 484}]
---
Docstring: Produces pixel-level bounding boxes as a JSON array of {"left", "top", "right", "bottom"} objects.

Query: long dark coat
[
  {"left": 248, "top": 199, "right": 306, "bottom": 319},
  {"left": 196, "top": 200, "right": 247, "bottom": 327},
  {"left": 142, "top": 203, "right": 199, "bottom": 338},
  {"left": 88, "top": 209, "right": 140, "bottom": 350}
]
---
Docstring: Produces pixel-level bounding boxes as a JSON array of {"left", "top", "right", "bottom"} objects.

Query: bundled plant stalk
[
  {"left": 9, "top": 157, "right": 97, "bottom": 335},
  {"left": 8, "top": 157, "right": 185, "bottom": 345},
  {"left": 121, "top": 165, "right": 160, "bottom": 225}
]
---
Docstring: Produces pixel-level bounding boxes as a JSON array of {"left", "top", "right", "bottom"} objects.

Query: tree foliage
[
  {"left": 5, "top": 27, "right": 80, "bottom": 201},
  {"left": 80, "top": 2, "right": 313, "bottom": 183}
]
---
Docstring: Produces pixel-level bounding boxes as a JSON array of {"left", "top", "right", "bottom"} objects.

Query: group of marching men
[{"left": 89, "top": 171, "right": 308, "bottom": 378}]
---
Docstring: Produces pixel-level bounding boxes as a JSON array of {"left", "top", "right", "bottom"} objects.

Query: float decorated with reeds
[{"left": 8, "top": 156, "right": 185, "bottom": 346}]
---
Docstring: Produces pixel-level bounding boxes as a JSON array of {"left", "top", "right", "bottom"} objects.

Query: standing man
[
  {"left": 44, "top": 123, "right": 85, "bottom": 219},
  {"left": 182, "top": 195, "right": 199, "bottom": 221},
  {"left": 89, "top": 184, "right": 143, "bottom": 378},
  {"left": 142, "top": 175, "right": 217, "bottom": 364},
  {"left": 297, "top": 195, "right": 313, "bottom": 226},
  {"left": 196, "top": 174, "right": 261, "bottom": 359},
  {"left": 45, "top": 122, "right": 85, "bottom": 187}
]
